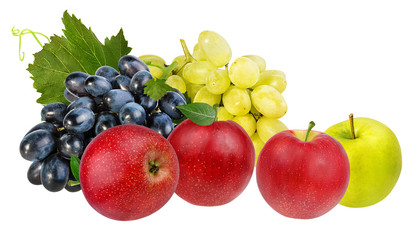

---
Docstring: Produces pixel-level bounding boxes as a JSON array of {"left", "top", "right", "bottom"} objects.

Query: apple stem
[
  {"left": 149, "top": 160, "right": 160, "bottom": 175},
  {"left": 304, "top": 121, "right": 316, "bottom": 142},
  {"left": 349, "top": 113, "right": 356, "bottom": 139}
]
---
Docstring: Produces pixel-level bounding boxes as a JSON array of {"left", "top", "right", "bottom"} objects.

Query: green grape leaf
[
  {"left": 177, "top": 103, "right": 216, "bottom": 126},
  {"left": 144, "top": 79, "right": 174, "bottom": 101},
  {"left": 27, "top": 10, "right": 132, "bottom": 105},
  {"left": 70, "top": 154, "right": 81, "bottom": 183}
]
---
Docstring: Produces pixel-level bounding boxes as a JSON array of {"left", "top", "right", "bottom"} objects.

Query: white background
[{"left": 1, "top": 0, "right": 417, "bottom": 239}]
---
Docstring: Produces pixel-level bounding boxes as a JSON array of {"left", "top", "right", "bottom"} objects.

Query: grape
[
  {"left": 111, "top": 75, "right": 131, "bottom": 91},
  {"left": 165, "top": 75, "right": 186, "bottom": 93},
  {"left": 20, "top": 130, "right": 56, "bottom": 161},
  {"left": 251, "top": 85, "right": 287, "bottom": 118},
  {"left": 130, "top": 71, "right": 153, "bottom": 96},
  {"left": 139, "top": 54, "right": 166, "bottom": 66},
  {"left": 63, "top": 108, "right": 95, "bottom": 134},
  {"left": 217, "top": 106, "right": 234, "bottom": 121},
  {"left": 84, "top": 75, "right": 112, "bottom": 97},
  {"left": 222, "top": 86, "right": 251, "bottom": 116},
  {"left": 172, "top": 88, "right": 187, "bottom": 101},
  {"left": 172, "top": 55, "right": 187, "bottom": 74},
  {"left": 103, "top": 89, "right": 134, "bottom": 113},
  {"left": 198, "top": 30, "right": 232, "bottom": 67},
  {"left": 57, "top": 133, "right": 84, "bottom": 159},
  {"left": 41, "top": 102, "right": 68, "bottom": 124},
  {"left": 41, "top": 154, "right": 70, "bottom": 192},
  {"left": 242, "top": 55, "right": 266, "bottom": 72},
  {"left": 250, "top": 132, "right": 265, "bottom": 166},
  {"left": 27, "top": 160, "right": 44, "bottom": 185},
  {"left": 256, "top": 116, "right": 288, "bottom": 143},
  {"left": 95, "top": 112, "right": 118, "bottom": 135},
  {"left": 228, "top": 57, "right": 260, "bottom": 88},
  {"left": 118, "top": 55, "right": 149, "bottom": 78},
  {"left": 67, "top": 96, "right": 97, "bottom": 113},
  {"left": 147, "top": 112, "right": 174, "bottom": 138},
  {"left": 95, "top": 66, "right": 119, "bottom": 82},
  {"left": 193, "top": 86, "right": 221, "bottom": 107},
  {"left": 182, "top": 61, "right": 217, "bottom": 84},
  {"left": 64, "top": 88, "right": 79, "bottom": 102},
  {"left": 205, "top": 69, "right": 231, "bottom": 95},
  {"left": 65, "top": 72, "right": 90, "bottom": 97},
  {"left": 119, "top": 102, "right": 146, "bottom": 125},
  {"left": 193, "top": 43, "right": 207, "bottom": 61},
  {"left": 231, "top": 114, "right": 256, "bottom": 137},
  {"left": 26, "top": 122, "right": 58, "bottom": 138},
  {"left": 159, "top": 91, "right": 186, "bottom": 119},
  {"left": 252, "top": 70, "right": 287, "bottom": 93},
  {"left": 185, "top": 83, "right": 204, "bottom": 100},
  {"left": 137, "top": 94, "right": 158, "bottom": 114},
  {"left": 65, "top": 171, "right": 81, "bottom": 192},
  {"left": 148, "top": 65, "right": 163, "bottom": 79}
]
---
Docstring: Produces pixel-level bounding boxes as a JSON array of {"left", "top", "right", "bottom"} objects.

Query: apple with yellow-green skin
[{"left": 325, "top": 115, "right": 402, "bottom": 208}]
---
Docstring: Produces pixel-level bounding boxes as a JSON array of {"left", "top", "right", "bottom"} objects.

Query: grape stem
[
  {"left": 304, "top": 121, "right": 316, "bottom": 142},
  {"left": 11, "top": 27, "right": 50, "bottom": 61},
  {"left": 173, "top": 39, "right": 196, "bottom": 75},
  {"left": 349, "top": 113, "right": 356, "bottom": 139}
]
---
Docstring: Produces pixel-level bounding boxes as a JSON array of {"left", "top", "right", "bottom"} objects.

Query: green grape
[
  {"left": 251, "top": 85, "right": 287, "bottom": 118},
  {"left": 222, "top": 86, "right": 251, "bottom": 116},
  {"left": 193, "top": 44, "right": 207, "bottom": 61},
  {"left": 139, "top": 54, "right": 166, "bottom": 66},
  {"left": 228, "top": 57, "right": 260, "bottom": 88},
  {"left": 242, "top": 55, "right": 266, "bottom": 72},
  {"left": 198, "top": 30, "right": 232, "bottom": 67},
  {"left": 252, "top": 70, "right": 287, "bottom": 93},
  {"left": 250, "top": 132, "right": 265, "bottom": 167},
  {"left": 186, "top": 83, "right": 204, "bottom": 100},
  {"left": 256, "top": 116, "right": 288, "bottom": 143},
  {"left": 172, "top": 55, "right": 187, "bottom": 75},
  {"left": 166, "top": 75, "right": 187, "bottom": 93},
  {"left": 205, "top": 69, "right": 231, "bottom": 95},
  {"left": 217, "top": 106, "right": 234, "bottom": 121},
  {"left": 232, "top": 114, "right": 256, "bottom": 137},
  {"left": 182, "top": 61, "right": 217, "bottom": 84},
  {"left": 193, "top": 86, "right": 221, "bottom": 107},
  {"left": 148, "top": 65, "right": 163, "bottom": 79}
]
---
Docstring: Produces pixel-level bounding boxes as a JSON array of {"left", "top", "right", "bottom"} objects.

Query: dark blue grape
[
  {"left": 159, "top": 91, "right": 186, "bottom": 119},
  {"left": 84, "top": 75, "right": 112, "bottom": 97},
  {"left": 173, "top": 88, "right": 187, "bottom": 101},
  {"left": 64, "top": 88, "right": 79, "bottom": 102},
  {"left": 147, "top": 112, "right": 174, "bottom": 138},
  {"left": 65, "top": 72, "right": 90, "bottom": 97},
  {"left": 41, "top": 154, "right": 70, "bottom": 192},
  {"left": 41, "top": 102, "right": 68, "bottom": 124},
  {"left": 95, "top": 66, "right": 119, "bottom": 82},
  {"left": 130, "top": 71, "right": 153, "bottom": 96},
  {"left": 66, "top": 97, "right": 97, "bottom": 113},
  {"left": 20, "top": 130, "right": 56, "bottom": 161},
  {"left": 119, "top": 102, "right": 146, "bottom": 125},
  {"left": 27, "top": 160, "right": 44, "bottom": 185},
  {"left": 57, "top": 133, "right": 84, "bottom": 159},
  {"left": 26, "top": 122, "right": 58, "bottom": 138},
  {"left": 111, "top": 75, "right": 131, "bottom": 91},
  {"left": 95, "top": 111, "right": 118, "bottom": 135},
  {"left": 63, "top": 108, "right": 95, "bottom": 134},
  {"left": 103, "top": 89, "right": 134, "bottom": 113},
  {"left": 65, "top": 171, "right": 81, "bottom": 192},
  {"left": 137, "top": 94, "right": 158, "bottom": 114},
  {"left": 118, "top": 55, "right": 149, "bottom": 78}
]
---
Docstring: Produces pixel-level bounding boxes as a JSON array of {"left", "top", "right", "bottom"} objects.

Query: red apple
[
  {"left": 256, "top": 122, "right": 350, "bottom": 219},
  {"left": 79, "top": 125, "right": 179, "bottom": 221},
  {"left": 167, "top": 119, "right": 255, "bottom": 206}
]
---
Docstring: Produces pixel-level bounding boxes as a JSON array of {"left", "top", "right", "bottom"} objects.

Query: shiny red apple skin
[
  {"left": 80, "top": 125, "right": 179, "bottom": 221},
  {"left": 256, "top": 130, "right": 350, "bottom": 219},
  {"left": 167, "top": 119, "right": 255, "bottom": 206}
]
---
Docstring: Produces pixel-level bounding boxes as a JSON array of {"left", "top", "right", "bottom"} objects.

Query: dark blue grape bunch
[{"left": 20, "top": 54, "right": 188, "bottom": 192}]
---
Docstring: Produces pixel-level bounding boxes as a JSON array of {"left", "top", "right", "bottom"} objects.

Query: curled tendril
[{"left": 11, "top": 27, "right": 50, "bottom": 61}]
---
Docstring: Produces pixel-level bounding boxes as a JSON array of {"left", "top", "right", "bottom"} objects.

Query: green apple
[{"left": 325, "top": 114, "right": 402, "bottom": 208}]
